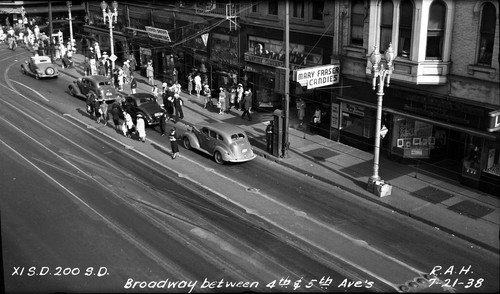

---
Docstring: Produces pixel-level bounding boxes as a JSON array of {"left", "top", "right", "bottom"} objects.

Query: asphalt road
[{"left": 1, "top": 47, "right": 498, "bottom": 293}]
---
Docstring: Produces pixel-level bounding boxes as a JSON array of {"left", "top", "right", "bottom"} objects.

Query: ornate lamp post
[
  {"left": 367, "top": 43, "right": 396, "bottom": 195},
  {"left": 66, "top": 1, "right": 74, "bottom": 48},
  {"left": 100, "top": 0, "right": 118, "bottom": 71}
]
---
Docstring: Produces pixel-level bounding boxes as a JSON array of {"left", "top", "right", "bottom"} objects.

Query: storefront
[
  {"left": 334, "top": 82, "right": 500, "bottom": 195},
  {"left": 210, "top": 28, "right": 241, "bottom": 91}
]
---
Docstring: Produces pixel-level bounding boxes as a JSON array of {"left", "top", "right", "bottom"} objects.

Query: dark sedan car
[
  {"left": 123, "top": 93, "right": 164, "bottom": 126},
  {"left": 68, "top": 75, "right": 121, "bottom": 102}
]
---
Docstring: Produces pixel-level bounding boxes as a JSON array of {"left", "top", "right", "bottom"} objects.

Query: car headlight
[{"left": 45, "top": 67, "right": 55, "bottom": 75}]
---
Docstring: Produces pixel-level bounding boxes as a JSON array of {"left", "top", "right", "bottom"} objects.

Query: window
[
  {"left": 351, "top": 0, "right": 364, "bottom": 46},
  {"left": 398, "top": 0, "right": 413, "bottom": 58},
  {"left": 268, "top": 0, "right": 277, "bottom": 15},
  {"left": 312, "top": 0, "right": 324, "bottom": 21},
  {"left": 293, "top": 0, "right": 304, "bottom": 18},
  {"left": 252, "top": 1, "right": 258, "bottom": 13},
  {"left": 426, "top": 0, "right": 446, "bottom": 60},
  {"left": 477, "top": 2, "right": 496, "bottom": 66},
  {"left": 379, "top": 0, "right": 394, "bottom": 52}
]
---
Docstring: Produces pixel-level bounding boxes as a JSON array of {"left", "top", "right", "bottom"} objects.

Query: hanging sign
[
  {"left": 295, "top": 64, "right": 340, "bottom": 89},
  {"left": 201, "top": 33, "right": 209, "bottom": 47},
  {"left": 487, "top": 109, "right": 500, "bottom": 132},
  {"left": 145, "top": 26, "right": 171, "bottom": 43}
]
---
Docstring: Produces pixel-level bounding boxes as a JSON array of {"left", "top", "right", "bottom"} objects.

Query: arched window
[
  {"left": 426, "top": 0, "right": 446, "bottom": 60},
  {"left": 380, "top": 0, "right": 394, "bottom": 51},
  {"left": 398, "top": 0, "right": 413, "bottom": 58},
  {"left": 477, "top": 2, "right": 496, "bottom": 66},
  {"left": 350, "top": 0, "right": 364, "bottom": 46}
]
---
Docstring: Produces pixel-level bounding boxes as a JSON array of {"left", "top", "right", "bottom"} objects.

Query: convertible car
[
  {"left": 182, "top": 122, "right": 256, "bottom": 164},
  {"left": 21, "top": 56, "right": 59, "bottom": 79},
  {"left": 68, "top": 75, "right": 120, "bottom": 102}
]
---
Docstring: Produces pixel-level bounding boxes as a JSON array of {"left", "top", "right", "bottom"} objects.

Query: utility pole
[
  {"left": 48, "top": 1, "right": 54, "bottom": 62},
  {"left": 282, "top": 0, "right": 290, "bottom": 158}
]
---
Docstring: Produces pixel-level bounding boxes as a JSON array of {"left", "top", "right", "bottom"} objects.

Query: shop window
[
  {"left": 379, "top": 0, "right": 394, "bottom": 52},
  {"left": 477, "top": 2, "right": 496, "bottom": 66},
  {"left": 312, "top": 0, "right": 324, "bottom": 21},
  {"left": 426, "top": 0, "right": 446, "bottom": 60},
  {"left": 391, "top": 116, "right": 434, "bottom": 159},
  {"left": 340, "top": 103, "right": 375, "bottom": 138},
  {"left": 293, "top": 0, "right": 304, "bottom": 18},
  {"left": 350, "top": 0, "right": 365, "bottom": 46},
  {"left": 398, "top": 0, "right": 413, "bottom": 58},
  {"left": 268, "top": 0, "right": 278, "bottom": 15}
]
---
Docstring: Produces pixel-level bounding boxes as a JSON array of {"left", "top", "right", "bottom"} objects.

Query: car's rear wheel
[
  {"left": 214, "top": 151, "right": 224, "bottom": 165},
  {"left": 183, "top": 137, "right": 191, "bottom": 150}
]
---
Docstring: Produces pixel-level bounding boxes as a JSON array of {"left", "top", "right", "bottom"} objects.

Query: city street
[{"left": 0, "top": 46, "right": 498, "bottom": 293}]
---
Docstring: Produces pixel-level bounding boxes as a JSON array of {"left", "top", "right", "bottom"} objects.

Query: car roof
[
  {"left": 126, "top": 93, "right": 155, "bottom": 100},
  {"left": 31, "top": 56, "right": 51, "bottom": 63},
  {"left": 85, "top": 75, "right": 111, "bottom": 83},
  {"left": 198, "top": 122, "right": 246, "bottom": 135}
]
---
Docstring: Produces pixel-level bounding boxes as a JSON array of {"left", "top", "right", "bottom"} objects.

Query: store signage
[
  {"left": 487, "top": 109, "right": 500, "bottom": 132},
  {"left": 145, "top": 26, "right": 171, "bottom": 43},
  {"left": 342, "top": 102, "right": 365, "bottom": 117},
  {"left": 295, "top": 64, "right": 339, "bottom": 89},
  {"left": 331, "top": 103, "right": 340, "bottom": 129}
]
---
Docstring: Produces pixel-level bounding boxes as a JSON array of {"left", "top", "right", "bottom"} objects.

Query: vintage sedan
[
  {"left": 68, "top": 75, "right": 120, "bottom": 102},
  {"left": 182, "top": 122, "right": 256, "bottom": 164},
  {"left": 123, "top": 93, "right": 163, "bottom": 126},
  {"left": 21, "top": 56, "right": 59, "bottom": 79}
]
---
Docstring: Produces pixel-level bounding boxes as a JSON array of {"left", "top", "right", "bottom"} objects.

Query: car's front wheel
[
  {"left": 183, "top": 137, "right": 191, "bottom": 150},
  {"left": 214, "top": 151, "right": 224, "bottom": 165}
]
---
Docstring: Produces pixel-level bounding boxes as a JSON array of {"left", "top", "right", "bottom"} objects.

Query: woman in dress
[{"left": 169, "top": 127, "right": 179, "bottom": 159}]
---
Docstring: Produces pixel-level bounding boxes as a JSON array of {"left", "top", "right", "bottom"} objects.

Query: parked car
[
  {"left": 68, "top": 75, "right": 120, "bottom": 102},
  {"left": 182, "top": 122, "right": 256, "bottom": 164},
  {"left": 20, "top": 56, "right": 59, "bottom": 79},
  {"left": 122, "top": 93, "right": 164, "bottom": 126}
]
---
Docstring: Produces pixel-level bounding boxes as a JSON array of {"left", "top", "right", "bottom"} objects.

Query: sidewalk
[{"left": 63, "top": 54, "right": 499, "bottom": 253}]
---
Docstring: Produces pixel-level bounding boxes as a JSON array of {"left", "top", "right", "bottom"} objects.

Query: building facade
[{"left": 79, "top": 0, "right": 499, "bottom": 194}]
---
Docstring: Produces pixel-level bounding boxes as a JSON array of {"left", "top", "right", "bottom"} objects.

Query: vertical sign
[{"left": 331, "top": 102, "right": 339, "bottom": 129}]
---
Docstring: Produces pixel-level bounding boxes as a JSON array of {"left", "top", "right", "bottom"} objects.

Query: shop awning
[{"left": 336, "top": 96, "right": 500, "bottom": 141}]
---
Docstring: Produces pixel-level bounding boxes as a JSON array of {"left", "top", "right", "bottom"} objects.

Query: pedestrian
[
  {"left": 218, "top": 87, "right": 226, "bottom": 115},
  {"left": 130, "top": 74, "right": 137, "bottom": 94},
  {"left": 187, "top": 73, "right": 193, "bottom": 95},
  {"left": 203, "top": 84, "right": 211, "bottom": 109},
  {"left": 86, "top": 92, "right": 96, "bottom": 119},
  {"left": 83, "top": 57, "right": 91, "bottom": 76},
  {"left": 146, "top": 61, "right": 154, "bottom": 85},
  {"left": 236, "top": 83, "right": 244, "bottom": 110},
  {"left": 152, "top": 84, "right": 159, "bottom": 102},
  {"left": 124, "top": 111, "right": 135, "bottom": 137},
  {"left": 194, "top": 73, "right": 202, "bottom": 96},
  {"left": 173, "top": 93, "right": 184, "bottom": 121},
  {"left": 241, "top": 87, "right": 253, "bottom": 121},
  {"left": 296, "top": 97, "right": 306, "bottom": 126},
  {"left": 98, "top": 99, "right": 109, "bottom": 125},
  {"left": 162, "top": 80, "right": 168, "bottom": 94},
  {"left": 266, "top": 120, "right": 274, "bottom": 153},
  {"left": 93, "top": 98, "right": 102, "bottom": 123},
  {"left": 118, "top": 68, "right": 124, "bottom": 91},
  {"left": 173, "top": 80, "right": 181, "bottom": 96},
  {"left": 169, "top": 127, "right": 179, "bottom": 159},
  {"left": 136, "top": 113, "right": 146, "bottom": 142},
  {"left": 159, "top": 109, "right": 168, "bottom": 136},
  {"left": 111, "top": 101, "right": 122, "bottom": 130},
  {"left": 165, "top": 94, "right": 175, "bottom": 120},
  {"left": 311, "top": 106, "right": 322, "bottom": 134},
  {"left": 129, "top": 52, "right": 137, "bottom": 71},
  {"left": 228, "top": 86, "right": 236, "bottom": 112},
  {"left": 172, "top": 68, "right": 178, "bottom": 83},
  {"left": 122, "top": 60, "right": 131, "bottom": 83}
]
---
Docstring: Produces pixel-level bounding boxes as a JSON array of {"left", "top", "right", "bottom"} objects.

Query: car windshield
[
  {"left": 230, "top": 133, "right": 246, "bottom": 141},
  {"left": 98, "top": 81, "right": 112, "bottom": 86}
]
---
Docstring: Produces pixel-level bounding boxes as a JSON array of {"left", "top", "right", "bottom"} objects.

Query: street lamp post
[
  {"left": 366, "top": 43, "right": 395, "bottom": 195},
  {"left": 100, "top": 0, "right": 118, "bottom": 71},
  {"left": 66, "top": 1, "right": 74, "bottom": 48}
]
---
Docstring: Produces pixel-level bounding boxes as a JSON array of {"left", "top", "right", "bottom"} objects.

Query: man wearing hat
[{"left": 236, "top": 83, "right": 244, "bottom": 110}]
